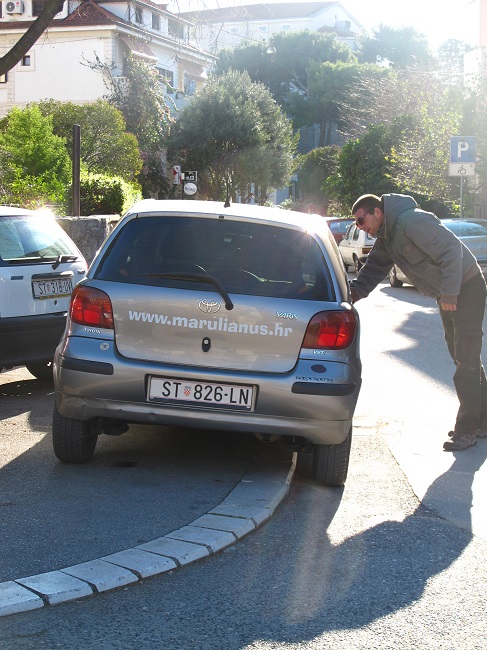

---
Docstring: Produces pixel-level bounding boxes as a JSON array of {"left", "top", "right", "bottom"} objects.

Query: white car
[
  {"left": 339, "top": 223, "right": 376, "bottom": 273},
  {"left": 0, "top": 207, "right": 87, "bottom": 379}
]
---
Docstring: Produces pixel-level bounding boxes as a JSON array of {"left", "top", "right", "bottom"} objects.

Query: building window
[
  {"left": 157, "top": 67, "right": 174, "bottom": 93},
  {"left": 135, "top": 7, "right": 142, "bottom": 24},
  {"left": 258, "top": 25, "right": 268, "bottom": 33},
  {"left": 282, "top": 24, "right": 291, "bottom": 31},
  {"left": 168, "top": 18, "right": 184, "bottom": 39},
  {"left": 32, "top": 0, "right": 46, "bottom": 16},
  {"left": 21, "top": 55, "right": 31, "bottom": 67},
  {"left": 0, "top": 73, "right": 7, "bottom": 83},
  {"left": 152, "top": 13, "right": 160, "bottom": 30},
  {"left": 230, "top": 27, "right": 238, "bottom": 34},
  {"left": 184, "top": 75, "right": 196, "bottom": 97}
]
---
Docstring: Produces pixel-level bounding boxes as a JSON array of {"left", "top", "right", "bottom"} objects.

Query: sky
[{"left": 166, "top": 0, "right": 479, "bottom": 51}]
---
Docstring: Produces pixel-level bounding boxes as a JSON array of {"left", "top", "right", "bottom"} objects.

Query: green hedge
[{"left": 77, "top": 173, "right": 142, "bottom": 216}]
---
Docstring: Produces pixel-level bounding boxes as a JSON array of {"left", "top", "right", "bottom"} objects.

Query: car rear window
[
  {"left": 0, "top": 215, "right": 78, "bottom": 266},
  {"left": 95, "top": 215, "right": 334, "bottom": 300},
  {"left": 328, "top": 220, "right": 353, "bottom": 235}
]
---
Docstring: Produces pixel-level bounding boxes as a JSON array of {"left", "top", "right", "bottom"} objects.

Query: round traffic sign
[{"left": 183, "top": 182, "right": 197, "bottom": 195}]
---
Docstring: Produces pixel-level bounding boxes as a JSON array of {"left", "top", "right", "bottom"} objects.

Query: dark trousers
[{"left": 439, "top": 272, "right": 487, "bottom": 435}]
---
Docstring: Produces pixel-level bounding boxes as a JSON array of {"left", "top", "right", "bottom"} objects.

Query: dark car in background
[
  {"left": 52, "top": 200, "right": 362, "bottom": 486},
  {"left": 389, "top": 218, "right": 487, "bottom": 287}
]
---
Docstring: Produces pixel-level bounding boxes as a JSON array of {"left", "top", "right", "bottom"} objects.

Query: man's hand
[
  {"left": 350, "top": 287, "right": 361, "bottom": 304},
  {"left": 440, "top": 301, "right": 457, "bottom": 311}
]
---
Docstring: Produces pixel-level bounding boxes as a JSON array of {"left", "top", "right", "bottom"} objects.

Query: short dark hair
[{"left": 351, "top": 194, "right": 382, "bottom": 215}]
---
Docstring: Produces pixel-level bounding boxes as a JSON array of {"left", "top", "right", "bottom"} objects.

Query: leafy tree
[
  {"left": 0, "top": 105, "right": 70, "bottom": 209},
  {"left": 288, "top": 61, "right": 381, "bottom": 146},
  {"left": 436, "top": 39, "right": 467, "bottom": 83},
  {"left": 325, "top": 122, "right": 405, "bottom": 211},
  {"left": 215, "top": 31, "right": 385, "bottom": 151},
  {"left": 359, "top": 25, "right": 433, "bottom": 68},
  {"left": 215, "top": 30, "right": 356, "bottom": 106},
  {"left": 333, "top": 63, "right": 463, "bottom": 210},
  {"left": 167, "top": 70, "right": 297, "bottom": 204},
  {"left": 37, "top": 99, "right": 143, "bottom": 181},
  {"left": 462, "top": 78, "right": 487, "bottom": 215},
  {"left": 88, "top": 53, "right": 174, "bottom": 198},
  {"left": 293, "top": 146, "right": 340, "bottom": 215}
]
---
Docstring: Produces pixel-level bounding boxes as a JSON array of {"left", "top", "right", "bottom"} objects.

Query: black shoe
[{"left": 444, "top": 432, "right": 477, "bottom": 451}]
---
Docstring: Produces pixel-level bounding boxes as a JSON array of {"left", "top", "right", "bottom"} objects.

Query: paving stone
[
  {"left": 166, "top": 525, "right": 236, "bottom": 553},
  {"left": 136, "top": 537, "right": 209, "bottom": 565},
  {"left": 209, "top": 503, "right": 273, "bottom": 526},
  {"left": 61, "top": 559, "right": 138, "bottom": 592},
  {"left": 191, "top": 513, "right": 255, "bottom": 538},
  {"left": 220, "top": 471, "right": 292, "bottom": 513},
  {"left": 0, "top": 581, "right": 44, "bottom": 617},
  {"left": 102, "top": 548, "right": 177, "bottom": 578},
  {"left": 16, "top": 571, "right": 93, "bottom": 605}
]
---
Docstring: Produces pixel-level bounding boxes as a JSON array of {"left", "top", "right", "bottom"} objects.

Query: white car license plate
[
  {"left": 32, "top": 278, "right": 73, "bottom": 299},
  {"left": 149, "top": 377, "right": 254, "bottom": 410}
]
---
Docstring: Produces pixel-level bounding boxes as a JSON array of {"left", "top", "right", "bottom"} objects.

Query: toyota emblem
[{"left": 199, "top": 299, "right": 221, "bottom": 314}]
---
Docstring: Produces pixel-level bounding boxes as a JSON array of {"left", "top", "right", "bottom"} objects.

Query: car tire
[
  {"left": 52, "top": 406, "right": 98, "bottom": 463},
  {"left": 388, "top": 266, "right": 403, "bottom": 288},
  {"left": 26, "top": 361, "right": 54, "bottom": 381},
  {"left": 353, "top": 256, "right": 362, "bottom": 274},
  {"left": 311, "top": 426, "right": 352, "bottom": 487}
]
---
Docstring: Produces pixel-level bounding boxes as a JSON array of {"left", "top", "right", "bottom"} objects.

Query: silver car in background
[{"left": 52, "top": 200, "right": 362, "bottom": 486}]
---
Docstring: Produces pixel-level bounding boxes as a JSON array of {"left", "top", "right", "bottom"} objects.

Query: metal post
[
  {"left": 72, "top": 124, "right": 81, "bottom": 217},
  {"left": 460, "top": 176, "right": 464, "bottom": 219}
]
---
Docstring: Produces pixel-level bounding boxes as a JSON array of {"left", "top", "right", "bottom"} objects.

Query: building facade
[
  {"left": 177, "top": 1, "right": 363, "bottom": 55},
  {"left": 0, "top": 0, "right": 216, "bottom": 116}
]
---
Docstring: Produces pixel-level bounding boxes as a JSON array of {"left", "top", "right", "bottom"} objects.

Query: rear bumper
[
  {"left": 54, "top": 335, "right": 362, "bottom": 446},
  {"left": 0, "top": 313, "right": 67, "bottom": 369}
]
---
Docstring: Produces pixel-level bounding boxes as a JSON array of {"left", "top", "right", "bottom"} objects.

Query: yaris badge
[{"left": 199, "top": 299, "right": 221, "bottom": 314}]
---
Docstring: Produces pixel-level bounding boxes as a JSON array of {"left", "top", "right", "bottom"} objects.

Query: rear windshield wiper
[
  {"left": 51, "top": 254, "right": 79, "bottom": 270},
  {"left": 145, "top": 272, "right": 234, "bottom": 310}
]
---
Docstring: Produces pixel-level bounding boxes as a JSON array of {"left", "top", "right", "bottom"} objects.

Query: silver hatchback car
[{"left": 53, "top": 200, "right": 362, "bottom": 486}]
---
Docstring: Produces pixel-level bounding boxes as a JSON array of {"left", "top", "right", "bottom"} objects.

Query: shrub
[{"left": 77, "top": 173, "right": 142, "bottom": 216}]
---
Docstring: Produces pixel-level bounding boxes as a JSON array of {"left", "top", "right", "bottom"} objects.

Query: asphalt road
[{"left": 0, "top": 279, "right": 486, "bottom": 648}]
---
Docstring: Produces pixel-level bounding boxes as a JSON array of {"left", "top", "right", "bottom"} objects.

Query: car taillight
[
  {"left": 302, "top": 311, "right": 357, "bottom": 350},
  {"left": 70, "top": 285, "right": 114, "bottom": 329}
]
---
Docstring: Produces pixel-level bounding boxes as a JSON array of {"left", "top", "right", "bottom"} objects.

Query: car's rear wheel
[
  {"left": 353, "top": 256, "right": 362, "bottom": 274},
  {"left": 52, "top": 406, "right": 98, "bottom": 463},
  {"left": 311, "top": 426, "right": 352, "bottom": 487},
  {"left": 26, "top": 361, "right": 53, "bottom": 381},
  {"left": 388, "top": 266, "right": 403, "bottom": 287}
]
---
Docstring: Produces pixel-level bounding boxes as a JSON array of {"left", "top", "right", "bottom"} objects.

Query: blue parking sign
[{"left": 450, "top": 136, "right": 477, "bottom": 163}]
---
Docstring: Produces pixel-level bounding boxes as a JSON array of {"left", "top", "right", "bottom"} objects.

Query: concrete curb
[{"left": 0, "top": 452, "right": 296, "bottom": 617}]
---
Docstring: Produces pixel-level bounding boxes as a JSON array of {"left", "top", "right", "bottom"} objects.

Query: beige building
[
  {"left": 0, "top": 0, "right": 216, "bottom": 116},
  {"left": 177, "top": 1, "right": 364, "bottom": 55}
]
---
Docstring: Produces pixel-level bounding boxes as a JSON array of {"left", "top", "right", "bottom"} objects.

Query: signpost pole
[{"left": 460, "top": 176, "right": 464, "bottom": 219}]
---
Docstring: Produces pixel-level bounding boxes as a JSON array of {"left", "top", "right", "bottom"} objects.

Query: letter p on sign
[{"left": 450, "top": 136, "right": 476, "bottom": 164}]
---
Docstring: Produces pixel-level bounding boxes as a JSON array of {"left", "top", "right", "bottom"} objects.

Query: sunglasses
[{"left": 355, "top": 210, "right": 372, "bottom": 227}]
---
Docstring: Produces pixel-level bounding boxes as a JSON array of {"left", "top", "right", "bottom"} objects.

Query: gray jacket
[{"left": 350, "top": 194, "right": 479, "bottom": 303}]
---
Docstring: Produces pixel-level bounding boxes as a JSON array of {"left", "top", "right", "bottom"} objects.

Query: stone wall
[{"left": 56, "top": 215, "right": 120, "bottom": 264}]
